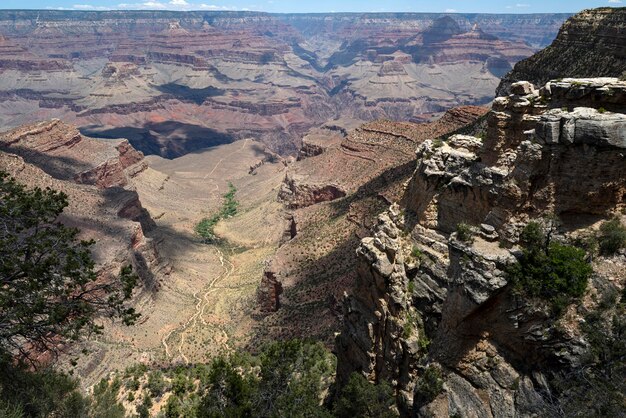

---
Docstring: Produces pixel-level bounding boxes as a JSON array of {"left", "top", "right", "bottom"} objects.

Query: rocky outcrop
[
  {"left": 256, "top": 106, "right": 489, "bottom": 346},
  {"left": 0, "top": 119, "right": 147, "bottom": 189},
  {"left": 278, "top": 173, "right": 347, "bottom": 209},
  {"left": 497, "top": 7, "right": 626, "bottom": 96},
  {"left": 335, "top": 78, "right": 626, "bottom": 416},
  {"left": 297, "top": 127, "right": 346, "bottom": 160},
  {"left": 0, "top": 120, "right": 162, "bottom": 288},
  {"left": 258, "top": 265, "right": 284, "bottom": 313},
  {"left": 336, "top": 205, "right": 426, "bottom": 412}
]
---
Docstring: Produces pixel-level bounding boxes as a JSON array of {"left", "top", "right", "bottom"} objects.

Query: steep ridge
[
  {"left": 0, "top": 120, "right": 164, "bottom": 292},
  {"left": 254, "top": 106, "right": 488, "bottom": 345},
  {"left": 334, "top": 76, "right": 626, "bottom": 416},
  {"left": 497, "top": 7, "right": 626, "bottom": 96},
  {"left": 0, "top": 11, "right": 568, "bottom": 157}
]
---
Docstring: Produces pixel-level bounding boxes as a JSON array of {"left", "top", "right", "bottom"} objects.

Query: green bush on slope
[
  {"left": 507, "top": 221, "right": 592, "bottom": 313},
  {"left": 196, "top": 183, "right": 239, "bottom": 243}
]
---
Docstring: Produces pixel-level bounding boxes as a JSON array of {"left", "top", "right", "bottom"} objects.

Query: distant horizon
[{"left": 2, "top": 1, "right": 624, "bottom": 14}]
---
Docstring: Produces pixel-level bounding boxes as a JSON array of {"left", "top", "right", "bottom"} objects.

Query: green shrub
[
  {"left": 172, "top": 372, "right": 193, "bottom": 396},
  {"left": 147, "top": 371, "right": 166, "bottom": 398},
  {"left": 507, "top": 222, "right": 592, "bottom": 313},
  {"left": 598, "top": 107, "right": 607, "bottom": 114},
  {"left": 407, "top": 280, "right": 416, "bottom": 294},
  {"left": 137, "top": 393, "right": 152, "bottom": 418},
  {"left": 125, "top": 376, "right": 140, "bottom": 391},
  {"left": 125, "top": 363, "right": 148, "bottom": 379},
  {"left": 519, "top": 221, "right": 545, "bottom": 249},
  {"left": 164, "top": 395, "right": 184, "bottom": 418},
  {"left": 0, "top": 355, "right": 90, "bottom": 418},
  {"left": 411, "top": 246, "right": 423, "bottom": 259},
  {"left": 414, "top": 365, "right": 444, "bottom": 407},
  {"left": 197, "top": 340, "right": 335, "bottom": 418},
  {"left": 455, "top": 222, "right": 475, "bottom": 243},
  {"left": 195, "top": 183, "right": 239, "bottom": 243},
  {"left": 598, "top": 218, "right": 626, "bottom": 256},
  {"left": 418, "top": 335, "right": 431, "bottom": 353},
  {"left": 334, "top": 373, "right": 397, "bottom": 418},
  {"left": 402, "top": 310, "right": 420, "bottom": 339},
  {"left": 195, "top": 214, "right": 221, "bottom": 243},
  {"left": 90, "top": 378, "right": 125, "bottom": 418}
]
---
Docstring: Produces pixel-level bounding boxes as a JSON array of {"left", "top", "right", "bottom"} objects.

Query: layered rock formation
[
  {"left": 497, "top": 7, "right": 626, "bottom": 96},
  {"left": 0, "top": 10, "right": 568, "bottom": 157},
  {"left": 335, "top": 78, "right": 626, "bottom": 416},
  {"left": 0, "top": 120, "right": 163, "bottom": 290},
  {"left": 254, "top": 106, "right": 488, "bottom": 344}
]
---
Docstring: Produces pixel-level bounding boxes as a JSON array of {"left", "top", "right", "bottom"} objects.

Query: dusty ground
[{"left": 70, "top": 139, "right": 287, "bottom": 385}]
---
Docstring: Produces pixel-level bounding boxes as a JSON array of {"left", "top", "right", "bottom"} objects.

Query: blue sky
[{"left": 2, "top": 0, "right": 623, "bottom": 13}]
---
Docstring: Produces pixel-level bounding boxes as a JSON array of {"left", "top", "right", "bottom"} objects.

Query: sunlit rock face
[
  {"left": 0, "top": 10, "right": 568, "bottom": 157},
  {"left": 335, "top": 76, "right": 626, "bottom": 416},
  {"left": 497, "top": 7, "right": 626, "bottom": 96}
]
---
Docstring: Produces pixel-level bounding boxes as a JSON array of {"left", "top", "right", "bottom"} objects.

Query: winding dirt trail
[{"left": 161, "top": 140, "right": 250, "bottom": 363}]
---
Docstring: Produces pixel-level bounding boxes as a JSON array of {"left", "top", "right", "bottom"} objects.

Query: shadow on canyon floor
[
  {"left": 80, "top": 121, "right": 236, "bottom": 159},
  {"left": 154, "top": 83, "right": 225, "bottom": 105}
]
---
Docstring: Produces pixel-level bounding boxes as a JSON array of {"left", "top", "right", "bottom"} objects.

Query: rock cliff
[
  {"left": 255, "top": 106, "right": 488, "bottom": 345},
  {"left": 0, "top": 10, "right": 568, "bottom": 157},
  {"left": 497, "top": 7, "right": 626, "bottom": 96},
  {"left": 0, "top": 120, "right": 164, "bottom": 290},
  {"left": 335, "top": 77, "right": 626, "bottom": 416}
]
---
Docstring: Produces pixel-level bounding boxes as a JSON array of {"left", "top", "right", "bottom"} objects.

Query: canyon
[
  {"left": 0, "top": 10, "right": 569, "bottom": 157},
  {"left": 0, "top": 6, "right": 625, "bottom": 417}
]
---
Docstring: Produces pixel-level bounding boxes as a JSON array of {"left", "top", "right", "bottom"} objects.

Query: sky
[{"left": 0, "top": 0, "right": 623, "bottom": 14}]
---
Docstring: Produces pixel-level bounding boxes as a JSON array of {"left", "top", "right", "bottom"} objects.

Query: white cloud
[
  {"left": 72, "top": 3, "right": 109, "bottom": 9},
  {"left": 47, "top": 0, "right": 253, "bottom": 11},
  {"left": 608, "top": 0, "right": 622, "bottom": 3},
  {"left": 445, "top": 8, "right": 457, "bottom": 13},
  {"left": 114, "top": 1, "right": 239, "bottom": 10},
  {"left": 506, "top": 3, "right": 531, "bottom": 8}
]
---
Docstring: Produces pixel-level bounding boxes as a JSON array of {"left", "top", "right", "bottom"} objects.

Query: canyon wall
[
  {"left": 497, "top": 7, "right": 626, "bottom": 96},
  {"left": 0, "top": 120, "right": 167, "bottom": 296},
  {"left": 335, "top": 76, "right": 626, "bottom": 416},
  {"left": 0, "top": 11, "right": 569, "bottom": 157}
]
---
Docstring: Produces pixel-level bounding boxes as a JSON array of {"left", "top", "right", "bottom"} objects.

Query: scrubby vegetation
[
  {"left": 101, "top": 340, "right": 398, "bottom": 417},
  {"left": 0, "top": 336, "right": 402, "bottom": 417},
  {"left": 195, "top": 183, "right": 239, "bottom": 243},
  {"left": 414, "top": 364, "right": 444, "bottom": 407},
  {"left": 333, "top": 373, "right": 397, "bottom": 418},
  {"left": 455, "top": 222, "right": 475, "bottom": 243},
  {"left": 598, "top": 217, "right": 626, "bottom": 256},
  {"left": 548, "top": 286, "right": 626, "bottom": 417},
  {"left": 507, "top": 220, "right": 592, "bottom": 313}
]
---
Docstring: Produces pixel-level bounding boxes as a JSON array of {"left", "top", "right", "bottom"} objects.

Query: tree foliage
[
  {"left": 196, "top": 182, "right": 239, "bottom": 243},
  {"left": 0, "top": 171, "right": 139, "bottom": 362},
  {"left": 197, "top": 339, "right": 336, "bottom": 418},
  {"left": 0, "top": 354, "right": 89, "bottom": 417},
  {"left": 333, "top": 373, "right": 396, "bottom": 418},
  {"left": 598, "top": 218, "right": 626, "bottom": 256},
  {"left": 414, "top": 365, "right": 444, "bottom": 407},
  {"left": 198, "top": 356, "right": 256, "bottom": 418},
  {"left": 507, "top": 220, "right": 592, "bottom": 313}
]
